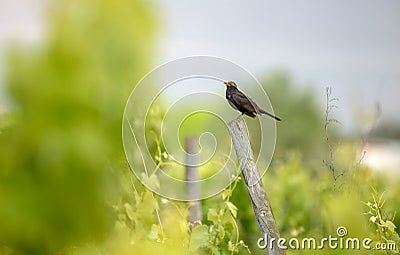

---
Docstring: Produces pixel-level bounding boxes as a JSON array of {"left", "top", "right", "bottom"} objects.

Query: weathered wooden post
[
  {"left": 227, "top": 116, "right": 285, "bottom": 255},
  {"left": 185, "top": 136, "right": 202, "bottom": 228}
]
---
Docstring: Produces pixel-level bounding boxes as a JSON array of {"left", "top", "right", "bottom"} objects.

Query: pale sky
[
  {"left": 1, "top": 0, "right": 400, "bottom": 134},
  {"left": 154, "top": 0, "right": 400, "bottom": 134}
]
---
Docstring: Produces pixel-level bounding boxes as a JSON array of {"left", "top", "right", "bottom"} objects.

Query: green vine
[
  {"left": 363, "top": 187, "right": 400, "bottom": 254},
  {"left": 189, "top": 175, "right": 251, "bottom": 255}
]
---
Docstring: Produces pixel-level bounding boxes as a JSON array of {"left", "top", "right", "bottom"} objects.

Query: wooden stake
[{"left": 227, "top": 116, "right": 285, "bottom": 255}]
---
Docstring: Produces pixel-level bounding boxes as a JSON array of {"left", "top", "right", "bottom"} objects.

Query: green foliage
[
  {"left": 68, "top": 189, "right": 191, "bottom": 255},
  {"left": 0, "top": 0, "right": 156, "bottom": 253},
  {"left": 190, "top": 225, "right": 210, "bottom": 252},
  {"left": 363, "top": 188, "right": 400, "bottom": 254},
  {"left": 1, "top": 1, "right": 399, "bottom": 253},
  {"left": 267, "top": 154, "right": 329, "bottom": 237},
  {"left": 190, "top": 176, "right": 251, "bottom": 255},
  {"left": 263, "top": 150, "right": 400, "bottom": 255},
  {"left": 261, "top": 72, "right": 324, "bottom": 159}
]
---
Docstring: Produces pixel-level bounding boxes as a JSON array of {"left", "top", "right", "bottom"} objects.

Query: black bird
[{"left": 224, "top": 81, "right": 281, "bottom": 121}]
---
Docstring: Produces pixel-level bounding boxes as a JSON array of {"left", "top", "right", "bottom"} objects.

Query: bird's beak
[{"left": 224, "top": 81, "right": 230, "bottom": 87}]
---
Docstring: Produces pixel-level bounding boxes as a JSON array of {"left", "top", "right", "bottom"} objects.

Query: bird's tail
[{"left": 258, "top": 108, "right": 281, "bottom": 121}]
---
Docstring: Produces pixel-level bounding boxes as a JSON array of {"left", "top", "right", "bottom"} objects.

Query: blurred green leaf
[
  {"left": 221, "top": 189, "right": 232, "bottom": 200},
  {"left": 147, "top": 224, "right": 159, "bottom": 240},
  {"left": 217, "top": 224, "right": 225, "bottom": 239},
  {"left": 141, "top": 173, "right": 161, "bottom": 190},
  {"left": 207, "top": 208, "right": 219, "bottom": 223},
  {"left": 383, "top": 220, "right": 397, "bottom": 233},
  {"left": 0, "top": 0, "right": 156, "bottom": 253},
  {"left": 370, "top": 215, "right": 378, "bottom": 223},
  {"left": 189, "top": 225, "right": 210, "bottom": 252},
  {"left": 210, "top": 245, "right": 221, "bottom": 255},
  {"left": 225, "top": 201, "right": 238, "bottom": 218},
  {"left": 124, "top": 203, "right": 135, "bottom": 221}
]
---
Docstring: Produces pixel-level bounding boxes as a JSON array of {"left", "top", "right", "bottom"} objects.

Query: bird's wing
[{"left": 230, "top": 90, "right": 257, "bottom": 113}]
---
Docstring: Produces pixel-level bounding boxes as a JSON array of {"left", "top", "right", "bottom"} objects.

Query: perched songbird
[{"left": 224, "top": 81, "right": 281, "bottom": 121}]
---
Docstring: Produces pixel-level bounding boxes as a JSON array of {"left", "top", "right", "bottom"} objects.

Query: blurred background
[{"left": 0, "top": 0, "right": 399, "bottom": 254}]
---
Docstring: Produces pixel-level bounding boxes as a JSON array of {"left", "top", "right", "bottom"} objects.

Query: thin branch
[{"left": 324, "top": 87, "right": 343, "bottom": 191}]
